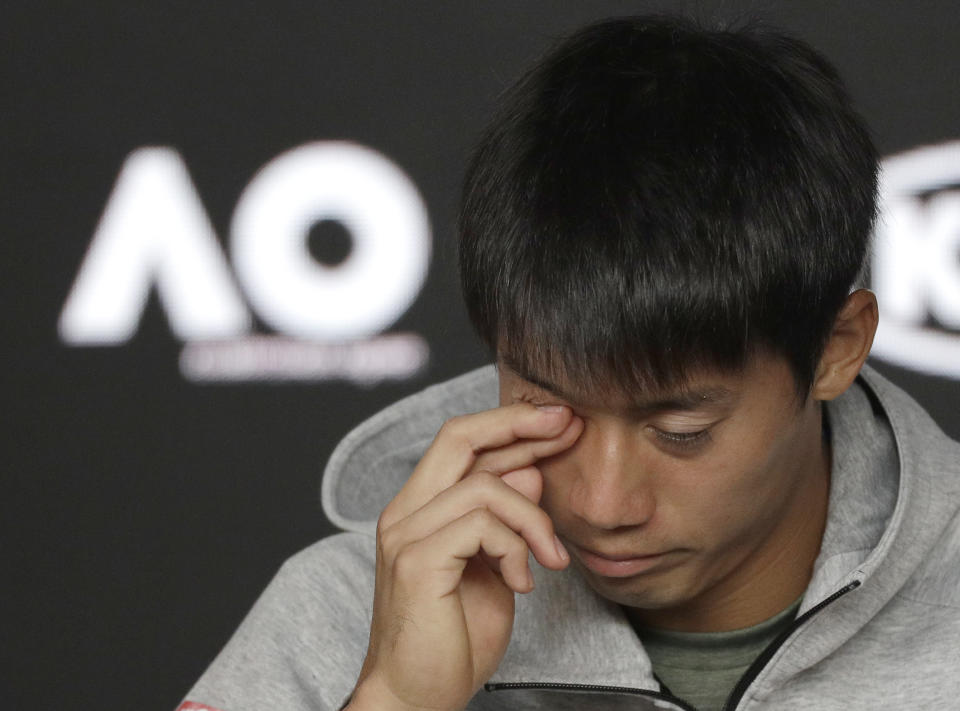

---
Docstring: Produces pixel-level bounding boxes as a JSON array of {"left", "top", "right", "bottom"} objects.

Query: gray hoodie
[{"left": 183, "top": 364, "right": 960, "bottom": 710}]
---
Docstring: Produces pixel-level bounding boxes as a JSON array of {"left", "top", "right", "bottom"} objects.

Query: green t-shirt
[{"left": 630, "top": 598, "right": 803, "bottom": 711}]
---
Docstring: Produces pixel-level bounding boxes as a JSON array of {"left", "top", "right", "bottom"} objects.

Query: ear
[{"left": 811, "top": 289, "right": 879, "bottom": 401}]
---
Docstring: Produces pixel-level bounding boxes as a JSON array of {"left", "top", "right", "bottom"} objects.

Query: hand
[{"left": 348, "top": 403, "right": 583, "bottom": 711}]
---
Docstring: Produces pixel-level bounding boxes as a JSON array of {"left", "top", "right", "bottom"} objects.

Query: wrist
[{"left": 347, "top": 677, "right": 454, "bottom": 711}]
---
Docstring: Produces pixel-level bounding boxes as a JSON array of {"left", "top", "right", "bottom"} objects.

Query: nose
[{"left": 567, "top": 419, "right": 656, "bottom": 530}]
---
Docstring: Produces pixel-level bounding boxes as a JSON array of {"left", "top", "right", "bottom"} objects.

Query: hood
[
  {"left": 752, "top": 364, "right": 960, "bottom": 693},
  {"left": 321, "top": 365, "right": 499, "bottom": 535}
]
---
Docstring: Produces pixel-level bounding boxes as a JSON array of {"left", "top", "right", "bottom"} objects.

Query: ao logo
[
  {"left": 871, "top": 140, "right": 960, "bottom": 379},
  {"left": 59, "top": 142, "right": 431, "bottom": 345}
]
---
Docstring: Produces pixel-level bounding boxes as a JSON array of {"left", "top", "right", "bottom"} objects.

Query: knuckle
[
  {"left": 465, "top": 505, "right": 496, "bottom": 531},
  {"left": 376, "top": 510, "right": 397, "bottom": 544},
  {"left": 377, "top": 528, "right": 396, "bottom": 554},
  {"left": 436, "top": 416, "right": 477, "bottom": 455},
  {"left": 469, "top": 452, "right": 494, "bottom": 475},
  {"left": 376, "top": 508, "right": 392, "bottom": 535},
  {"left": 391, "top": 542, "right": 423, "bottom": 579},
  {"left": 377, "top": 515, "right": 407, "bottom": 552},
  {"left": 377, "top": 497, "right": 404, "bottom": 531},
  {"left": 466, "top": 468, "right": 499, "bottom": 490},
  {"left": 377, "top": 524, "right": 403, "bottom": 559},
  {"left": 437, "top": 415, "right": 466, "bottom": 440}
]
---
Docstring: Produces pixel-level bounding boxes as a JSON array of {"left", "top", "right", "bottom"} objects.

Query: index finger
[{"left": 390, "top": 404, "right": 574, "bottom": 519}]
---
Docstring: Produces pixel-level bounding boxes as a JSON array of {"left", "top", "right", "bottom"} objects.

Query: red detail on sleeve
[{"left": 177, "top": 703, "right": 225, "bottom": 711}]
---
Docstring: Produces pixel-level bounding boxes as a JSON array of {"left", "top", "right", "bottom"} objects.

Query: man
[{"left": 182, "top": 15, "right": 960, "bottom": 711}]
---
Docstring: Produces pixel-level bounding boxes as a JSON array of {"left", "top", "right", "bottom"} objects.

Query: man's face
[{"left": 498, "top": 351, "right": 829, "bottom": 631}]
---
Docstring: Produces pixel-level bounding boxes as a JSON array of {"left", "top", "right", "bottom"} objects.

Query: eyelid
[
  {"left": 651, "top": 411, "right": 722, "bottom": 431},
  {"left": 651, "top": 426, "right": 713, "bottom": 449}
]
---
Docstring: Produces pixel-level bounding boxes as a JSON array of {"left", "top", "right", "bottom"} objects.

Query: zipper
[
  {"left": 486, "top": 579, "right": 861, "bottom": 711},
  {"left": 485, "top": 681, "right": 700, "bottom": 710},
  {"left": 721, "top": 579, "right": 862, "bottom": 711}
]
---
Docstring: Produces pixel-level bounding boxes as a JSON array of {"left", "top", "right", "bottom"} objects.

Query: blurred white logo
[
  {"left": 59, "top": 142, "right": 431, "bottom": 383},
  {"left": 871, "top": 140, "right": 960, "bottom": 379}
]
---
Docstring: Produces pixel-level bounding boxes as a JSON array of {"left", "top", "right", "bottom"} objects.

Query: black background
[{"left": 3, "top": 2, "right": 959, "bottom": 709}]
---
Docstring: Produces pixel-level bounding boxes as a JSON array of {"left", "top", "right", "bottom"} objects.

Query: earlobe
[{"left": 811, "top": 289, "right": 879, "bottom": 401}]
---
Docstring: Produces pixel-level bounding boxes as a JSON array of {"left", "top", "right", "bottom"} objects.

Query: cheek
[{"left": 677, "top": 423, "right": 805, "bottom": 545}]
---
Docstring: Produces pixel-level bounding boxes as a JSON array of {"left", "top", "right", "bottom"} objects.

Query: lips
[
  {"left": 572, "top": 544, "right": 672, "bottom": 578},
  {"left": 582, "top": 548, "right": 663, "bottom": 561}
]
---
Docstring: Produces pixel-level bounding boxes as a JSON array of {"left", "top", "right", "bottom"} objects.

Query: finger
[
  {"left": 499, "top": 466, "right": 542, "bottom": 504},
  {"left": 471, "top": 415, "right": 583, "bottom": 479},
  {"left": 394, "top": 507, "right": 534, "bottom": 595},
  {"left": 479, "top": 550, "right": 500, "bottom": 574},
  {"left": 387, "top": 404, "right": 577, "bottom": 521},
  {"left": 382, "top": 471, "right": 568, "bottom": 570}
]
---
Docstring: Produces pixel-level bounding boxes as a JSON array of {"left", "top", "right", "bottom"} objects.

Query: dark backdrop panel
[{"left": 3, "top": 2, "right": 958, "bottom": 709}]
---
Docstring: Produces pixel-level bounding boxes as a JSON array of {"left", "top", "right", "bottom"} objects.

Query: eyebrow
[{"left": 500, "top": 359, "right": 738, "bottom": 413}]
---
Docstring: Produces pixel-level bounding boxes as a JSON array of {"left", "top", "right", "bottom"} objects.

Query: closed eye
[{"left": 652, "top": 427, "right": 712, "bottom": 450}]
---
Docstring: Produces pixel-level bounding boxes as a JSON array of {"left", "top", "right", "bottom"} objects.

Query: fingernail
[
  {"left": 536, "top": 405, "right": 565, "bottom": 413},
  {"left": 526, "top": 567, "right": 535, "bottom": 590},
  {"left": 554, "top": 535, "right": 569, "bottom": 562}
]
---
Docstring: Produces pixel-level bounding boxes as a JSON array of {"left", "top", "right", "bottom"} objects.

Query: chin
[{"left": 577, "top": 563, "right": 695, "bottom": 611}]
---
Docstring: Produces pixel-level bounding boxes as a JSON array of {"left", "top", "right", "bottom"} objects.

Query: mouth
[{"left": 573, "top": 545, "right": 673, "bottom": 578}]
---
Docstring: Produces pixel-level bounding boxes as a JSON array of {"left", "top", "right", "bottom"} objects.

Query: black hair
[{"left": 458, "top": 15, "right": 878, "bottom": 398}]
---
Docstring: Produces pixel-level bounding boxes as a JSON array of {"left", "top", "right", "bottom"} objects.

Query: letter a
[{"left": 59, "top": 148, "right": 250, "bottom": 344}]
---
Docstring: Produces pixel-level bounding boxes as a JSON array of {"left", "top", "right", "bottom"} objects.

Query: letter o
[{"left": 231, "top": 141, "right": 430, "bottom": 340}]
